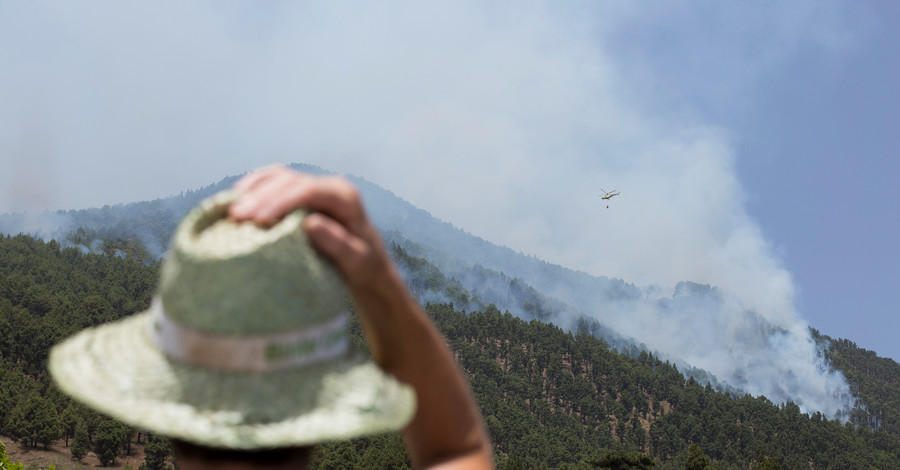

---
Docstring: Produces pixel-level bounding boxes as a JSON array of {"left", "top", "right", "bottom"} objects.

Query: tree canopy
[{"left": 1, "top": 234, "right": 900, "bottom": 469}]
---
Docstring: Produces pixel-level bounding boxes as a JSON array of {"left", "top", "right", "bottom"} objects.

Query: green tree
[
  {"left": 593, "top": 449, "right": 656, "bottom": 469},
  {"left": 751, "top": 452, "right": 782, "bottom": 470},
  {"left": 94, "top": 420, "right": 125, "bottom": 466},
  {"left": 499, "top": 454, "right": 527, "bottom": 470},
  {"left": 683, "top": 444, "right": 710, "bottom": 470},
  {"left": 34, "top": 396, "right": 63, "bottom": 448},
  {"left": 4, "top": 393, "right": 60, "bottom": 448},
  {"left": 121, "top": 425, "right": 137, "bottom": 455},
  {"left": 357, "top": 434, "right": 410, "bottom": 469},
  {"left": 60, "top": 404, "right": 79, "bottom": 447},
  {"left": 5, "top": 400, "right": 35, "bottom": 447},
  {"left": 142, "top": 434, "right": 171, "bottom": 470},
  {"left": 71, "top": 421, "right": 89, "bottom": 462}
]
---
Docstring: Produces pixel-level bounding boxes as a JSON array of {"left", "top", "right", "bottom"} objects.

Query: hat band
[{"left": 149, "top": 300, "right": 350, "bottom": 373}]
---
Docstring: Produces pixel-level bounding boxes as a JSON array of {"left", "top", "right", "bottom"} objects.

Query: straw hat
[{"left": 49, "top": 191, "right": 415, "bottom": 449}]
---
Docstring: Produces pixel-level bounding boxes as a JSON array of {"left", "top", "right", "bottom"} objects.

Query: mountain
[
  {"left": 0, "top": 176, "right": 238, "bottom": 264},
  {"left": 0, "top": 166, "right": 724, "bottom": 385},
  {"left": 0, "top": 163, "right": 884, "bottom": 419}
]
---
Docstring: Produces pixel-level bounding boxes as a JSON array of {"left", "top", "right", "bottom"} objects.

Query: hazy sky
[{"left": 1, "top": 1, "right": 897, "bottom": 360}]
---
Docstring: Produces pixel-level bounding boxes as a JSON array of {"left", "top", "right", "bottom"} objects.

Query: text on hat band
[{"left": 149, "top": 299, "right": 350, "bottom": 373}]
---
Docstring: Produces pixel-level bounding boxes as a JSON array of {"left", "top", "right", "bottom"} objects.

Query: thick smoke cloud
[
  {"left": 0, "top": 1, "right": 862, "bottom": 417},
  {"left": 612, "top": 285, "right": 852, "bottom": 418}
]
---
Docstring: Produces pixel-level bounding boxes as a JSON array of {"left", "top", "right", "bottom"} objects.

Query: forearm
[
  {"left": 228, "top": 166, "right": 492, "bottom": 469},
  {"left": 354, "top": 262, "right": 492, "bottom": 468}
]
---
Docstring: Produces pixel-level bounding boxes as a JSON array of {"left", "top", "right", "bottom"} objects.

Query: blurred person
[{"left": 50, "top": 165, "right": 492, "bottom": 469}]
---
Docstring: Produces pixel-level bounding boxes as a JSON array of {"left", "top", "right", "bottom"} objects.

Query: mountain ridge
[{"left": 0, "top": 163, "right": 881, "bottom": 419}]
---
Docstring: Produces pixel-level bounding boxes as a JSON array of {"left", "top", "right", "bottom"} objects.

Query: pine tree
[
  {"left": 683, "top": 444, "right": 710, "bottom": 470},
  {"left": 593, "top": 449, "right": 656, "bottom": 469},
  {"left": 94, "top": 420, "right": 125, "bottom": 466},
  {"left": 34, "top": 397, "right": 63, "bottom": 448},
  {"left": 142, "top": 434, "right": 171, "bottom": 470},
  {"left": 5, "top": 399, "right": 36, "bottom": 447},
  {"left": 71, "top": 421, "right": 89, "bottom": 461},
  {"left": 60, "top": 405, "right": 79, "bottom": 447},
  {"left": 752, "top": 452, "right": 783, "bottom": 470}
]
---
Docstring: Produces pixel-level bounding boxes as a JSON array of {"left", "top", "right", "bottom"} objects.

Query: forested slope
[
  {"left": 389, "top": 247, "right": 900, "bottom": 469},
  {"left": 0, "top": 234, "right": 162, "bottom": 468},
  {"left": 815, "top": 329, "right": 900, "bottom": 436},
  {"left": 3, "top": 235, "right": 900, "bottom": 469}
]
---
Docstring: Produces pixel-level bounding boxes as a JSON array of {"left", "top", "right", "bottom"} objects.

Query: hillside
[
  {"left": 0, "top": 164, "right": 830, "bottom": 409},
  {"left": 815, "top": 330, "right": 900, "bottom": 435},
  {"left": 3, "top": 234, "right": 900, "bottom": 469},
  {"left": 1, "top": 165, "right": 899, "bottom": 464},
  {"left": 0, "top": 165, "right": 889, "bottom": 416}
]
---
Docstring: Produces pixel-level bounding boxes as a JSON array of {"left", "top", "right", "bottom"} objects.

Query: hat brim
[{"left": 49, "top": 312, "right": 416, "bottom": 449}]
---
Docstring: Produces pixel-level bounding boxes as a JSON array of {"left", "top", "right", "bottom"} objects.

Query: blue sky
[
  {"left": 590, "top": 2, "right": 900, "bottom": 357},
  {"left": 734, "top": 3, "right": 899, "bottom": 359},
  {"left": 0, "top": 1, "right": 897, "bottom": 362}
]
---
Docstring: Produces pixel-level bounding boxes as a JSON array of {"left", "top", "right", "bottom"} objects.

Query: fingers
[
  {"left": 230, "top": 171, "right": 309, "bottom": 226},
  {"left": 303, "top": 212, "right": 376, "bottom": 283},
  {"left": 232, "top": 163, "right": 290, "bottom": 193},
  {"left": 229, "top": 167, "right": 367, "bottom": 235},
  {"left": 293, "top": 176, "right": 367, "bottom": 233},
  {"left": 229, "top": 165, "right": 387, "bottom": 286}
]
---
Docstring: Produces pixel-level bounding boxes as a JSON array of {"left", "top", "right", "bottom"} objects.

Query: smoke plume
[{"left": 0, "top": 1, "right": 863, "bottom": 418}]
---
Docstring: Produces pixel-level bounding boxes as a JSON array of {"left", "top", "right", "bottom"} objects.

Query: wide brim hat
[{"left": 49, "top": 191, "right": 415, "bottom": 449}]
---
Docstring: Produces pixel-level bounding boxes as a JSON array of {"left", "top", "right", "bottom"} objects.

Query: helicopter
[
  {"left": 599, "top": 188, "right": 621, "bottom": 200},
  {"left": 599, "top": 188, "right": 620, "bottom": 209}
]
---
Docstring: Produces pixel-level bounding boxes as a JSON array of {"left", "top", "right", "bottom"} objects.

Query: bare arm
[{"left": 229, "top": 165, "right": 493, "bottom": 470}]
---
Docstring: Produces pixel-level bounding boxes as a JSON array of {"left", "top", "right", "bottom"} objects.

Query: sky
[{"left": 0, "top": 1, "right": 897, "bottom": 363}]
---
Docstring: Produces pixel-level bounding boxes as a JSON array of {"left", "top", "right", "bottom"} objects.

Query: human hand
[{"left": 228, "top": 164, "right": 391, "bottom": 294}]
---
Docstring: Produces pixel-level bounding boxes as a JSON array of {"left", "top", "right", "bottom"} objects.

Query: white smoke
[
  {"left": 606, "top": 285, "right": 853, "bottom": 419},
  {"left": 0, "top": 1, "right": 866, "bottom": 418}
]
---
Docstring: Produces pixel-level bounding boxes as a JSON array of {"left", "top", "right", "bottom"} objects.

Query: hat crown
[{"left": 158, "top": 191, "right": 347, "bottom": 336}]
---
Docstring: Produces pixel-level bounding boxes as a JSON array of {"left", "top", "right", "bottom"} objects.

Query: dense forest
[
  {"left": 815, "top": 329, "right": 900, "bottom": 436},
  {"left": 3, "top": 234, "right": 900, "bottom": 469}
]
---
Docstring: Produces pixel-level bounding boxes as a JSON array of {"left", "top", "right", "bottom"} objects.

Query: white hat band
[{"left": 149, "top": 299, "right": 350, "bottom": 373}]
